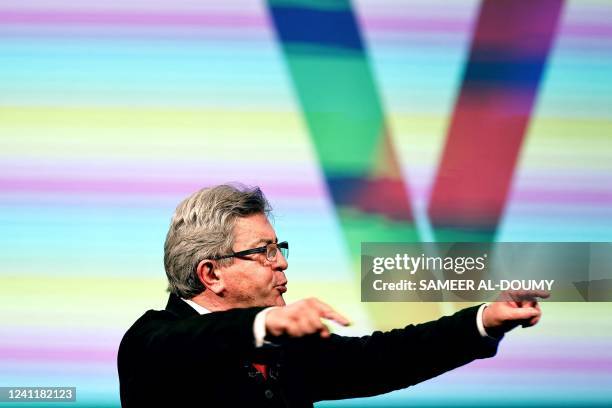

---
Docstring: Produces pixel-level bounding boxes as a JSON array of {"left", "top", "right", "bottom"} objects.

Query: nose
[{"left": 274, "top": 250, "right": 288, "bottom": 271}]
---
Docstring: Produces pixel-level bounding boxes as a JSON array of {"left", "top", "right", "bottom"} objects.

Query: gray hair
[{"left": 163, "top": 184, "right": 272, "bottom": 298}]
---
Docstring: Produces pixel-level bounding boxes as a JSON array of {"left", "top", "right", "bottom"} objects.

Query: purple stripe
[
  {"left": 2, "top": 345, "right": 610, "bottom": 372},
  {"left": 418, "top": 185, "right": 612, "bottom": 206},
  {"left": 362, "top": 15, "right": 612, "bottom": 39},
  {"left": 471, "top": 355, "right": 612, "bottom": 372},
  {"left": 0, "top": 177, "right": 323, "bottom": 198},
  {"left": 0, "top": 10, "right": 266, "bottom": 27},
  {"left": 510, "top": 188, "right": 612, "bottom": 205},
  {"left": 410, "top": 170, "right": 612, "bottom": 190},
  {"left": 5, "top": 178, "right": 610, "bottom": 205}
]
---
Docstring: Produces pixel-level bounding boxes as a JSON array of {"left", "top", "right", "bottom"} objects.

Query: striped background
[{"left": 1, "top": 0, "right": 611, "bottom": 406}]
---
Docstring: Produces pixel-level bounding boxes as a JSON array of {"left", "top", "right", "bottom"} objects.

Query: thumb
[{"left": 508, "top": 307, "right": 539, "bottom": 321}]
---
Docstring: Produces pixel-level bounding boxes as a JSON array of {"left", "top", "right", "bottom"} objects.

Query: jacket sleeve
[
  {"left": 120, "top": 307, "right": 266, "bottom": 367},
  {"left": 295, "top": 305, "right": 501, "bottom": 402}
]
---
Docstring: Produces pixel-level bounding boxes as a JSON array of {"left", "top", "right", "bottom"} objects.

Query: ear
[{"left": 196, "top": 259, "right": 225, "bottom": 295}]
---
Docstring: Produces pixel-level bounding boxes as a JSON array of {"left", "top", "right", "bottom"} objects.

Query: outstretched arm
[{"left": 265, "top": 290, "right": 548, "bottom": 401}]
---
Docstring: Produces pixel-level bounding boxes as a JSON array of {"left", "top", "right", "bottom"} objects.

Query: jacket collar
[{"left": 165, "top": 293, "right": 199, "bottom": 318}]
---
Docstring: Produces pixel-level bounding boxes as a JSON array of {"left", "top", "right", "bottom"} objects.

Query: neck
[{"left": 189, "top": 291, "right": 231, "bottom": 312}]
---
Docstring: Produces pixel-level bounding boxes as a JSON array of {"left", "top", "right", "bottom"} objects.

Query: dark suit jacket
[{"left": 118, "top": 294, "right": 500, "bottom": 407}]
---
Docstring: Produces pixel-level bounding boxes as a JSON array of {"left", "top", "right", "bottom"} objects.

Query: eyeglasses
[{"left": 212, "top": 241, "right": 289, "bottom": 262}]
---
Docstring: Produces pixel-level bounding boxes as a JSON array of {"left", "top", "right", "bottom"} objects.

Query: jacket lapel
[{"left": 165, "top": 293, "right": 199, "bottom": 318}]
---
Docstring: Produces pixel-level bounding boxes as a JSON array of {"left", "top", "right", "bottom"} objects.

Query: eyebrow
[{"left": 249, "top": 238, "right": 277, "bottom": 247}]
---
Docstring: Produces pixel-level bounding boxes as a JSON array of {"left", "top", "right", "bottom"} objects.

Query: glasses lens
[
  {"left": 266, "top": 245, "right": 277, "bottom": 260},
  {"left": 266, "top": 242, "right": 289, "bottom": 261}
]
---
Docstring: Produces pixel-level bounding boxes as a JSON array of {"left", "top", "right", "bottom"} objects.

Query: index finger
[
  {"left": 311, "top": 299, "right": 351, "bottom": 326},
  {"left": 499, "top": 290, "right": 550, "bottom": 302}
]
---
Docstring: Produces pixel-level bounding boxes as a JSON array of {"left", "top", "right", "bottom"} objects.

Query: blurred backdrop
[{"left": 1, "top": 0, "right": 611, "bottom": 407}]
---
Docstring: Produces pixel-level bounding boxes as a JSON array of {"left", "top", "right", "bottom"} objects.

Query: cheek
[
  {"left": 226, "top": 271, "right": 255, "bottom": 293},
  {"left": 254, "top": 266, "right": 275, "bottom": 283},
  {"left": 226, "top": 267, "right": 276, "bottom": 296},
  {"left": 237, "top": 271, "right": 273, "bottom": 292},
  {"left": 261, "top": 271, "right": 276, "bottom": 290}
]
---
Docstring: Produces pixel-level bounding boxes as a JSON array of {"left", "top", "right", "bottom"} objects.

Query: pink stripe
[
  {"left": 364, "top": 15, "right": 612, "bottom": 39},
  {"left": 0, "top": 346, "right": 115, "bottom": 363},
  {"left": 0, "top": 26, "right": 269, "bottom": 43},
  {"left": 361, "top": 16, "right": 473, "bottom": 33},
  {"left": 2, "top": 9, "right": 611, "bottom": 39},
  {"left": 561, "top": 22, "right": 612, "bottom": 38},
  {"left": 0, "top": 10, "right": 266, "bottom": 27}
]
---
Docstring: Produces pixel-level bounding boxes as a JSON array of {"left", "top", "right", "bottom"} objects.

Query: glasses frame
[{"left": 212, "top": 241, "right": 288, "bottom": 262}]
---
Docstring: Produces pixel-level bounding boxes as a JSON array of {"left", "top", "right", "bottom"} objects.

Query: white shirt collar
[{"left": 182, "top": 298, "right": 211, "bottom": 315}]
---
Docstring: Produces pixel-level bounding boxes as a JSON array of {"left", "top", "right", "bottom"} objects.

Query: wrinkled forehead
[{"left": 231, "top": 213, "right": 277, "bottom": 249}]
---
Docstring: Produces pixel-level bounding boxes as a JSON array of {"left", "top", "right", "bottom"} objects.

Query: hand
[
  {"left": 483, "top": 290, "right": 549, "bottom": 338},
  {"left": 265, "top": 297, "right": 351, "bottom": 339}
]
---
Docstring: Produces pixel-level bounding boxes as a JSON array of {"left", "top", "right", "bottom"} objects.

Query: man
[{"left": 118, "top": 184, "right": 546, "bottom": 407}]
